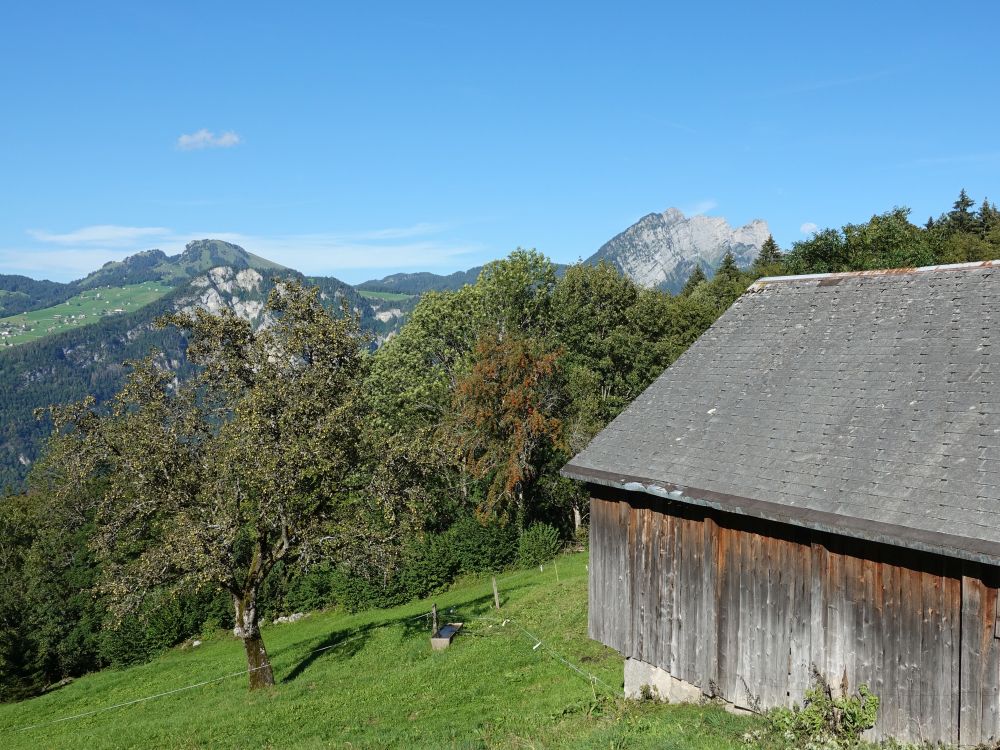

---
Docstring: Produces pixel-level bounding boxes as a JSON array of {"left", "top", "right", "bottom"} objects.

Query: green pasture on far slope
[
  {"left": 356, "top": 289, "right": 414, "bottom": 302},
  {"left": 0, "top": 552, "right": 758, "bottom": 749},
  {"left": 0, "top": 282, "right": 171, "bottom": 347}
]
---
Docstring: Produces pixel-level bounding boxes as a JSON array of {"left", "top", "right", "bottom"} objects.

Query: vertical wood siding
[{"left": 590, "top": 491, "right": 1000, "bottom": 745}]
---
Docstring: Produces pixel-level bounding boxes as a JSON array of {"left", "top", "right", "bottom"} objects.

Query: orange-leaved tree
[{"left": 449, "top": 330, "right": 564, "bottom": 525}]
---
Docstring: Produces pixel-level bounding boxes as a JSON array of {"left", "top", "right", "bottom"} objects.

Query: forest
[{"left": 0, "top": 192, "right": 996, "bottom": 700}]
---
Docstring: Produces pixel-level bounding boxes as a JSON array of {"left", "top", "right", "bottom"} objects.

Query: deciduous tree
[
  {"left": 45, "top": 281, "right": 368, "bottom": 689},
  {"left": 448, "top": 331, "right": 564, "bottom": 526}
]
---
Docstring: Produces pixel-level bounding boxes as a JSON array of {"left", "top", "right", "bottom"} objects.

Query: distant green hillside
[
  {"left": 78, "top": 239, "right": 289, "bottom": 289},
  {"left": 0, "top": 240, "right": 288, "bottom": 321},
  {"left": 0, "top": 552, "right": 757, "bottom": 749},
  {"left": 356, "top": 266, "right": 484, "bottom": 295},
  {"left": 0, "top": 275, "right": 75, "bottom": 317},
  {"left": 0, "top": 282, "right": 170, "bottom": 347},
  {"left": 0, "top": 249, "right": 392, "bottom": 490},
  {"left": 357, "top": 289, "right": 414, "bottom": 302},
  {"left": 357, "top": 263, "right": 570, "bottom": 297}
]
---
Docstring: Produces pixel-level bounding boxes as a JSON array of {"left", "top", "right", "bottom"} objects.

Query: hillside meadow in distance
[{"left": 1, "top": 193, "right": 998, "bottom": 748}]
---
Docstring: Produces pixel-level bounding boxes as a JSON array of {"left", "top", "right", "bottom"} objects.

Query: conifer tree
[
  {"left": 978, "top": 198, "right": 999, "bottom": 237},
  {"left": 714, "top": 252, "right": 740, "bottom": 283},
  {"left": 754, "top": 235, "right": 782, "bottom": 269},
  {"left": 679, "top": 264, "right": 707, "bottom": 296},
  {"left": 949, "top": 189, "right": 976, "bottom": 233}
]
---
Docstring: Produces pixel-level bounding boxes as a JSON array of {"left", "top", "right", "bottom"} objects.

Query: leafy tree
[
  {"left": 364, "top": 285, "right": 482, "bottom": 531},
  {"left": 43, "top": 281, "right": 368, "bottom": 689},
  {"left": 475, "top": 248, "right": 557, "bottom": 337},
  {"left": 933, "top": 231, "right": 993, "bottom": 264},
  {"left": 448, "top": 331, "right": 564, "bottom": 525},
  {"left": 550, "top": 263, "right": 641, "bottom": 434},
  {"left": 784, "top": 208, "right": 933, "bottom": 274},
  {"left": 0, "top": 492, "right": 42, "bottom": 700},
  {"left": 783, "top": 227, "right": 847, "bottom": 274},
  {"left": 364, "top": 249, "right": 560, "bottom": 533},
  {"left": 843, "top": 208, "right": 934, "bottom": 268}
]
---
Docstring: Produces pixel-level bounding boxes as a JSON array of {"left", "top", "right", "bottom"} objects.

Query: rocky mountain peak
[
  {"left": 660, "top": 207, "right": 685, "bottom": 224},
  {"left": 586, "top": 208, "right": 770, "bottom": 293}
]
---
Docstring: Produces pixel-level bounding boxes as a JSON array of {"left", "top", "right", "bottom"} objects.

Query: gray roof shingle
[{"left": 562, "top": 261, "right": 1000, "bottom": 564}]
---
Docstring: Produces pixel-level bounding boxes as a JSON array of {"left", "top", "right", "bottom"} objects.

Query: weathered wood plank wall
[{"left": 589, "top": 490, "right": 1000, "bottom": 745}]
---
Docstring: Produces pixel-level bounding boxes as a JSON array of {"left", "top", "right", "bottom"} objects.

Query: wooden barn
[{"left": 562, "top": 260, "right": 1000, "bottom": 745}]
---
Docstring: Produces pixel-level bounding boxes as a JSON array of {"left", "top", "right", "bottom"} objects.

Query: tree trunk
[
  {"left": 515, "top": 484, "right": 526, "bottom": 531},
  {"left": 572, "top": 503, "right": 582, "bottom": 533},
  {"left": 233, "top": 593, "right": 274, "bottom": 689}
]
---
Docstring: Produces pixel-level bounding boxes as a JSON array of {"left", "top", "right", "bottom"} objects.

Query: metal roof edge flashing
[{"left": 749, "top": 258, "right": 1000, "bottom": 291}]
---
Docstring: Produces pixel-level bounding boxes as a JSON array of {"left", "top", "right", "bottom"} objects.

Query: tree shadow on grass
[{"left": 279, "top": 584, "right": 528, "bottom": 684}]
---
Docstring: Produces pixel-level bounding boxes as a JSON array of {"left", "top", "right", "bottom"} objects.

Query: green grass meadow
[
  {"left": 356, "top": 289, "right": 414, "bottom": 302},
  {"left": 0, "top": 282, "right": 170, "bottom": 347},
  {"left": 0, "top": 552, "right": 759, "bottom": 749}
]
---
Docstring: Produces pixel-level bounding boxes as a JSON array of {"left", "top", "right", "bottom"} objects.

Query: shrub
[
  {"left": 395, "top": 533, "right": 460, "bottom": 601},
  {"left": 764, "top": 669, "right": 879, "bottom": 749},
  {"left": 282, "top": 563, "right": 338, "bottom": 614},
  {"left": 447, "top": 515, "right": 518, "bottom": 573},
  {"left": 328, "top": 565, "right": 392, "bottom": 613},
  {"left": 517, "top": 523, "right": 562, "bottom": 567},
  {"left": 100, "top": 589, "right": 227, "bottom": 667}
]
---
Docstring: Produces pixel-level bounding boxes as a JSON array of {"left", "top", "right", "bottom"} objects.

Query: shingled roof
[{"left": 562, "top": 260, "right": 1000, "bottom": 565}]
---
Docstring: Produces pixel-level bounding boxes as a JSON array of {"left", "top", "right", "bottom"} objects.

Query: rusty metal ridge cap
[
  {"left": 748, "top": 259, "right": 1000, "bottom": 290},
  {"left": 561, "top": 463, "right": 1000, "bottom": 567}
]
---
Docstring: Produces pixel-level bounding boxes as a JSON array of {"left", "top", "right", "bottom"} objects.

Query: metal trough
[{"left": 431, "top": 622, "right": 463, "bottom": 650}]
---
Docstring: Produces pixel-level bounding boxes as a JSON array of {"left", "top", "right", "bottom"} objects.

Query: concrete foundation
[{"left": 623, "top": 657, "right": 703, "bottom": 703}]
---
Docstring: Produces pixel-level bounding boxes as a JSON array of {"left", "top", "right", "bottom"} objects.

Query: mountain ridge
[
  {"left": 585, "top": 208, "right": 770, "bottom": 292},
  {"left": 356, "top": 267, "right": 484, "bottom": 295},
  {"left": 78, "top": 239, "right": 290, "bottom": 289}
]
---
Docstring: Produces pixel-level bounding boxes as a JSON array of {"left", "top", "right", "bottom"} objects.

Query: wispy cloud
[
  {"left": 755, "top": 67, "right": 903, "bottom": 98},
  {"left": 186, "top": 230, "right": 480, "bottom": 276},
  {"left": 800, "top": 222, "right": 818, "bottom": 235},
  {"left": 681, "top": 199, "right": 718, "bottom": 216},
  {"left": 6, "top": 222, "right": 480, "bottom": 282},
  {"left": 659, "top": 119, "right": 698, "bottom": 135},
  {"left": 346, "top": 222, "right": 456, "bottom": 241},
  {"left": 176, "top": 129, "right": 242, "bottom": 151},
  {"left": 27, "top": 224, "right": 170, "bottom": 246},
  {"left": 0, "top": 248, "right": 145, "bottom": 278}
]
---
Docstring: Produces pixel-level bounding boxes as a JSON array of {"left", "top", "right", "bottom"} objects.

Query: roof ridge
[{"left": 750, "top": 258, "right": 1000, "bottom": 290}]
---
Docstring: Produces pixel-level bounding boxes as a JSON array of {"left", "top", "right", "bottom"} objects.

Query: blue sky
[{"left": 1, "top": 1, "right": 997, "bottom": 283}]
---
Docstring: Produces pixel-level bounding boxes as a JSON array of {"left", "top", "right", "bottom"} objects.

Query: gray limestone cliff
[{"left": 587, "top": 208, "right": 770, "bottom": 293}]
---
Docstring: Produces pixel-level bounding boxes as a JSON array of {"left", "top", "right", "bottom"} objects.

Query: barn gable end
[{"left": 564, "top": 261, "right": 1000, "bottom": 745}]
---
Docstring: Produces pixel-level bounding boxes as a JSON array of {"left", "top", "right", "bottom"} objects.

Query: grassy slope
[
  {"left": 356, "top": 289, "right": 415, "bottom": 302},
  {"left": 0, "top": 552, "right": 757, "bottom": 749},
  {"left": 0, "top": 282, "right": 171, "bottom": 347}
]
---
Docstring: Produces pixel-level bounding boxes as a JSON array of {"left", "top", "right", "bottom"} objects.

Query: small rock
[{"left": 273, "top": 612, "right": 307, "bottom": 625}]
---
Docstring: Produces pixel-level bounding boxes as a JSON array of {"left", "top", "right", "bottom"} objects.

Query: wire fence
[
  {"left": 8, "top": 611, "right": 428, "bottom": 735},
  {"left": 7, "top": 581, "right": 616, "bottom": 737}
]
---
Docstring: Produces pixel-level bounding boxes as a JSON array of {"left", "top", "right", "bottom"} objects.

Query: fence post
[
  {"left": 492, "top": 576, "right": 501, "bottom": 610},
  {"left": 432, "top": 603, "right": 438, "bottom": 634}
]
